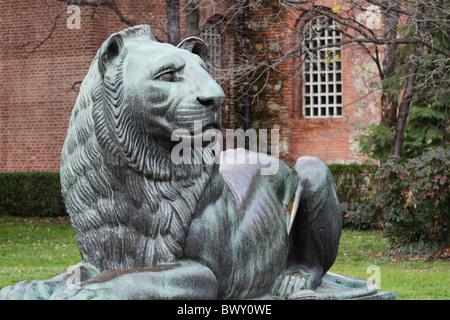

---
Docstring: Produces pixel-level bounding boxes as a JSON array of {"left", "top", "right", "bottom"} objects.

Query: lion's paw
[
  {"left": 49, "top": 282, "right": 119, "bottom": 300},
  {"left": 0, "top": 280, "right": 55, "bottom": 300},
  {"left": 271, "top": 269, "right": 320, "bottom": 299}
]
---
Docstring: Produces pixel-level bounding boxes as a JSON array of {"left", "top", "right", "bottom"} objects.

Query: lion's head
[
  {"left": 60, "top": 25, "right": 225, "bottom": 271},
  {"left": 98, "top": 25, "right": 225, "bottom": 179}
]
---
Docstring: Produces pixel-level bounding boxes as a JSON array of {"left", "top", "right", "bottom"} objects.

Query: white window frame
[
  {"left": 201, "top": 25, "right": 222, "bottom": 79},
  {"left": 302, "top": 16, "right": 343, "bottom": 118}
]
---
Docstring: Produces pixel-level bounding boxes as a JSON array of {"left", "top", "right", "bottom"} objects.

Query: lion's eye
[{"left": 155, "top": 70, "right": 177, "bottom": 82}]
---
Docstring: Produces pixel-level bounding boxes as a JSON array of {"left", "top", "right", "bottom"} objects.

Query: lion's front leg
[
  {"left": 0, "top": 262, "right": 99, "bottom": 300},
  {"left": 285, "top": 156, "right": 342, "bottom": 292},
  {"left": 49, "top": 260, "right": 218, "bottom": 300}
]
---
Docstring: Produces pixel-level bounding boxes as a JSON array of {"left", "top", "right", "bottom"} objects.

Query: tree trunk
[
  {"left": 393, "top": 5, "right": 426, "bottom": 158},
  {"left": 380, "top": 3, "right": 400, "bottom": 127},
  {"left": 392, "top": 51, "right": 420, "bottom": 157},
  {"left": 166, "top": 0, "right": 180, "bottom": 45},
  {"left": 185, "top": 0, "right": 200, "bottom": 38}
]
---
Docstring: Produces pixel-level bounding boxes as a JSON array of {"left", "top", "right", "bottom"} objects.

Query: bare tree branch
[
  {"left": 280, "top": 0, "right": 450, "bottom": 57},
  {"left": 19, "top": 8, "right": 67, "bottom": 59},
  {"left": 20, "top": 0, "right": 138, "bottom": 58}
]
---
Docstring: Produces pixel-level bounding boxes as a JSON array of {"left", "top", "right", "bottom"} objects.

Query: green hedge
[
  {"left": 328, "top": 164, "right": 380, "bottom": 231},
  {"left": 0, "top": 165, "right": 378, "bottom": 218},
  {"left": 328, "top": 164, "right": 378, "bottom": 204},
  {"left": 2, "top": 157, "right": 446, "bottom": 255},
  {"left": 0, "top": 172, "right": 66, "bottom": 217}
]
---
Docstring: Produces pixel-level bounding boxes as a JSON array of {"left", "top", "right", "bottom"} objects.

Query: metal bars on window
[
  {"left": 201, "top": 26, "right": 222, "bottom": 79},
  {"left": 302, "top": 16, "right": 343, "bottom": 118}
]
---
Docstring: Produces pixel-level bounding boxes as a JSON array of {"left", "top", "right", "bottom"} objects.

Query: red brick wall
[
  {"left": 248, "top": 1, "right": 381, "bottom": 164},
  {"left": 1, "top": 1, "right": 99, "bottom": 171},
  {"left": 1, "top": 0, "right": 381, "bottom": 172}
]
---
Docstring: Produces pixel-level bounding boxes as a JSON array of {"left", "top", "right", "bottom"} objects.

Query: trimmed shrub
[
  {"left": 0, "top": 172, "right": 66, "bottom": 217},
  {"left": 366, "top": 147, "right": 449, "bottom": 254},
  {"left": 342, "top": 201, "right": 384, "bottom": 231}
]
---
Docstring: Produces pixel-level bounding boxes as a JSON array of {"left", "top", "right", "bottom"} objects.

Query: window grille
[
  {"left": 302, "top": 16, "right": 343, "bottom": 118},
  {"left": 201, "top": 26, "right": 222, "bottom": 79}
]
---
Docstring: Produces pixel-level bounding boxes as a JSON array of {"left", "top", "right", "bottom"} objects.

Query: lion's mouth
[
  {"left": 186, "top": 122, "right": 221, "bottom": 143},
  {"left": 168, "top": 120, "right": 221, "bottom": 148}
]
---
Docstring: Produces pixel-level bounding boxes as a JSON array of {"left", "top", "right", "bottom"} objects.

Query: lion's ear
[
  {"left": 177, "top": 37, "right": 208, "bottom": 62},
  {"left": 99, "top": 33, "right": 125, "bottom": 79}
]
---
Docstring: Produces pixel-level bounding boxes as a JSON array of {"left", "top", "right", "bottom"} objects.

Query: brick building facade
[{"left": 1, "top": 0, "right": 381, "bottom": 172}]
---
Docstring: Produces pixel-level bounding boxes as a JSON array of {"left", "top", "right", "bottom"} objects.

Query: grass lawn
[
  {"left": 329, "top": 230, "right": 449, "bottom": 300},
  {"left": 0, "top": 216, "right": 80, "bottom": 288},
  {"left": 1, "top": 216, "right": 448, "bottom": 299}
]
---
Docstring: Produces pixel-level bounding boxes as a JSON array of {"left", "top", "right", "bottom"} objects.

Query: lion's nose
[
  {"left": 197, "top": 95, "right": 224, "bottom": 110},
  {"left": 196, "top": 84, "right": 225, "bottom": 111}
]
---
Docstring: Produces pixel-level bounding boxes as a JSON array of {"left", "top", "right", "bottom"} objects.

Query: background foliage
[
  {"left": 0, "top": 172, "right": 66, "bottom": 217},
  {"left": 356, "top": 17, "right": 449, "bottom": 162},
  {"left": 0, "top": 165, "right": 379, "bottom": 218},
  {"left": 328, "top": 164, "right": 378, "bottom": 204},
  {"left": 366, "top": 147, "right": 449, "bottom": 255},
  {"left": 331, "top": 147, "right": 449, "bottom": 255}
]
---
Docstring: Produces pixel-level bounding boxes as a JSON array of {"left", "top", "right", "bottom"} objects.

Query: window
[
  {"left": 201, "top": 25, "right": 222, "bottom": 79},
  {"left": 302, "top": 16, "right": 343, "bottom": 118}
]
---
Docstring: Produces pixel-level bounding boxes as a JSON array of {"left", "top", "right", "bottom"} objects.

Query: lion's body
[
  {"left": 58, "top": 26, "right": 297, "bottom": 299},
  {"left": 184, "top": 151, "right": 297, "bottom": 299},
  {"left": 60, "top": 25, "right": 223, "bottom": 271},
  {"left": 1, "top": 25, "right": 342, "bottom": 300}
]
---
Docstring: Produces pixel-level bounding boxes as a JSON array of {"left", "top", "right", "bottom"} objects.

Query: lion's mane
[{"left": 60, "top": 25, "right": 223, "bottom": 272}]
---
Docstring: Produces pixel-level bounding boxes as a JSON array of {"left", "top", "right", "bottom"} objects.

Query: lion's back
[{"left": 219, "top": 148, "right": 294, "bottom": 211}]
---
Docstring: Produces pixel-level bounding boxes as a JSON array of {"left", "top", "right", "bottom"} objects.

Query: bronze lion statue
[{"left": 1, "top": 25, "right": 342, "bottom": 300}]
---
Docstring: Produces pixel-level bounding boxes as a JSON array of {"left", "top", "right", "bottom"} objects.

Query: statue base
[
  {"left": 289, "top": 272, "right": 397, "bottom": 300},
  {"left": 260, "top": 272, "right": 397, "bottom": 300},
  {"left": 318, "top": 272, "right": 397, "bottom": 300}
]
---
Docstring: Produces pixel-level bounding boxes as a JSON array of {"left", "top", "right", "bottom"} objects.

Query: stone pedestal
[{"left": 312, "top": 272, "right": 398, "bottom": 300}]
